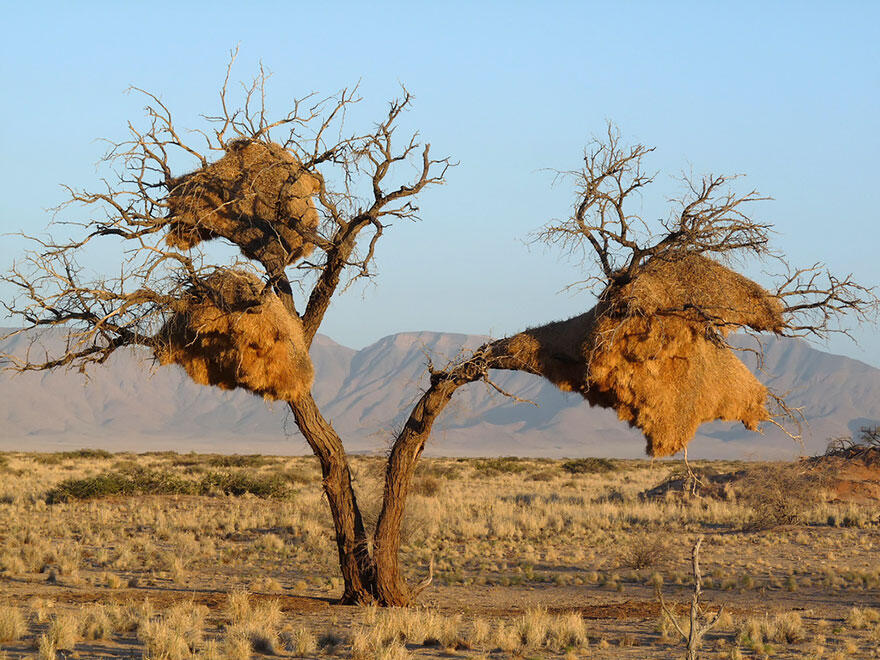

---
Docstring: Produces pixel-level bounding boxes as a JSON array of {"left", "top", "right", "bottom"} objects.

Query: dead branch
[{"left": 656, "top": 536, "right": 724, "bottom": 660}]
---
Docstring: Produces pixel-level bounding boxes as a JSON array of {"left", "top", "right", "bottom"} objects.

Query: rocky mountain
[{"left": 1, "top": 328, "right": 878, "bottom": 459}]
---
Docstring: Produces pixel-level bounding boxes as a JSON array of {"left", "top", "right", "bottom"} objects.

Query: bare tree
[
  {"left": 2, "top": 59, "right": 875, "bottom": 606},
  {"left": 656, "top": 536, "right": 724, "bottom": 660}
]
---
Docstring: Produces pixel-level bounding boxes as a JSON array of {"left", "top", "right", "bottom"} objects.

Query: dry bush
[
  {"left": 640, "top": 466, "right": 740, "bottom": 501},
  {"left": 36, "top": 634, "right": 56, "bottom": 660},
  {"left": 45, "top": 467, "right": 295, "bottom": 503},
  {"left": 206, "top": 454, "right": 272, "bottom": 468},
  {"left": 412, "top": 476, "right": 441, "bottom": 497},
  {"left": 221, "top": 634, "right": 251, "bottom": 660},
  {"left": 473, "top": 457, "right": 527, "bottom": 475},
  {"left": 846, "top": 606, "right": 880, "bottom": 630},
  {"left": 561, "top": 458, "right": 618, "bottom": 474},
  {"left": 619, "top": 533, "right": 672, "bottom": 570},
  {"left": 737, "top": 464, "right": 823, "bottom": 529},
  {"left": 80, "top": 603, "right": 113, "bottom": 640},
  {"left": 249, "top": 576, "right": 283, "bottom": 593},
  {"left": 138, "top": 601, "right": 206, "bottom": 660},
  {"left": 224, "top": 591, "right": 283, "bottom": 655},
  {"left": 47, "top": 611, "right": 79, "bottom": 651},
  {"left": 737, "top": 612, "right": 804, "bottom": 651},
  {"left": 281, "top": 626, "right": 317, "bottom": 656}
]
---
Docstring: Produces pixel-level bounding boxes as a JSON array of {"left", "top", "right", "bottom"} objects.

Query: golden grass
[{"left": 0, "top": 451, "right": 877, "bottom": 658}]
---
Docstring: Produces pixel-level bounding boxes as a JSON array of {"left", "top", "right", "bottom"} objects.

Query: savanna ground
[{"left": 0, "top": 450, "right": 878, "bottom": 659}]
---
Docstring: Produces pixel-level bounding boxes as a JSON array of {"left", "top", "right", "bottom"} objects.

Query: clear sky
[{"left": 1, "top": 1, "right": 878, "bottom": 366}]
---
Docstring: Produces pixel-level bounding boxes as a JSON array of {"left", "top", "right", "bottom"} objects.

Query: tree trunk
[
  {"left": 287, "top": 395, "right": 377, "bottom": 604},
  {"left": 373, "top": 378, "right": 462, "bottom": 604},
  {"left": 291, "top": 343, "right": 530, "bottom": 606}
]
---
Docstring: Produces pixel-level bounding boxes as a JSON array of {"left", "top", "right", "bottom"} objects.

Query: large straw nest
[
  {"left": 498, "top": 253, "right": 785, "bottom": 457},
  {"left": 155, "top": 269, "right": 314, "bottom": 401},
  {"left": 165, "top": 139, "right": 320, "bottom": 269}
]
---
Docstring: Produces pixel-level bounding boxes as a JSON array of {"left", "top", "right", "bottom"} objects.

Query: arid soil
[{"left": 0, "top": 452, "right": 878, "bottom": 659}]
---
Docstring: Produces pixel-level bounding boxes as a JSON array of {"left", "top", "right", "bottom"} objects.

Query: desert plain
[{"left": 0, "top": 450, "right": 878, "bottom": 659}]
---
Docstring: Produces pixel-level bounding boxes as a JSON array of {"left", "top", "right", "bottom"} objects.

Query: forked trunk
[{"left": 290, "top": 346, "right": 511, "bottom": 606}]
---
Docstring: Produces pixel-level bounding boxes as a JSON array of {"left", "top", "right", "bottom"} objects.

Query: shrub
[
  {"left": 200, "top": 471, "right": 293, "bottom": 498},
  {"left": 412, "top": 476, "right": 441, "bottom": 497},
  {"left": 45, "top": 468, "right": 195, "bottom": 503},
  {"left": 45, "top": 467, "right": 294, "bottom": 503},
  {"left": 61, "top": 448, "right": 113, "bottom": 460},
  {"left": 738, "top": 464, "right": 822, "bottom": 529},
  {"left": 561, "top": 458, "right": 617, "bottom": 474},
  {"left": 474, "top": 457, "right": 527, "bottom": 474},
  {"left": 207, "top": 454, "right": 271, "bottom": 468},
  {"left": 619, "top": 533, "right": 672, "bottom": 570}
]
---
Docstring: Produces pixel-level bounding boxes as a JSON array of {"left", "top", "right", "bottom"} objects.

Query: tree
[{"left": 2, "top": 59, "right": 875, "bottom": 605}]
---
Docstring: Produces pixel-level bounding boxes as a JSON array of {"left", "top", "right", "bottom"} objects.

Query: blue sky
[{"left": 1, "top": 1, "right": 878, "bottom": 365}]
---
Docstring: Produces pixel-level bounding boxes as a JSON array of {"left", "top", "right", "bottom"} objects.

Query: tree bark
[
  {"left": 287, "top": 395, "right": 377, "bottom": 603},
  {"left": 373, "top": 376, "right": 465, "bottom": 604},
  {"left": 371, "top": 343, "right": 532, "bottom": 604}
]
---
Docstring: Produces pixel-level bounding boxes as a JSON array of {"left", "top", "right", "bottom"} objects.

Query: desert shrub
[
  {"left": 737, "top": 464, "right": 822, "bottom": 529},
  {"left": 474, "top": 457, "right": 527, "bottom": 475},
  {"left": 412, "top": 476, "right": 441, "bottom": 497},
  {"left": 63, "top": 448, "right": 113, "bottom": 460},
  {"left": 48, "top": 612, "right": 79, "bottom": 650},
  {"left": 45, "top": 468, "right": 195, "bottom": 503},
  {"left": 827, "top": 425, "right": 880, "bottom": 453},
  {"left": 34, "top": 449, "right": 113, "bottom": 464},
  {"left": 45, "top": 467, "right": 294, "bottom": 502},
  {"left": 206, "top": 454, "right": 271, "bottom": 468},
  {"left": 284, "top": 467, "right": 319, "bottom": 484},
  {"left": 619, "top": 533, "right": 672, "bottom": 570},
  {"left": 81, "top": 604, "right": 114, "bottom": 640},
  {"left": 561, "top": 458, "right": 617, "bottom": 474},
  {"left": 0, "top": 455, "right": 9, "bottom": 471},
  {"left": 416, "top": 462, "right": 462, "bottom": 480},
  {"left": 281, "top": 626, "right": 318, "bottom": 655},
  {"left": 139, "top": 450, "right": 180, "bottom": 459},
  {"left": 640, "top": 466, "right": 739, "bottom": 500},
  {"left": 33, "top": 454, "right": 63, "bottom": 465},
  {"left": 200, "top": 471, "right": 293, "bottom": 498},
  {"left": 169, "top": 453, "right": 205, "bottom": 467}
]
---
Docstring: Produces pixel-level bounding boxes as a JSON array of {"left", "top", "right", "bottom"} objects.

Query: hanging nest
[
  {"left": 155, "top": 269, "right": 314, "bottom": 402},
  {"left": 497, "top": 253, "right": 785, "bottom": 457},
  {"left": 165, "top": 139, "right": 320, "bottom": 270}
]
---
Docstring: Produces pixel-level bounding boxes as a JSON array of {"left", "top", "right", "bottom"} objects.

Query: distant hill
[{"left": 1, "top": 328, "right": 878, "bottom": 459}]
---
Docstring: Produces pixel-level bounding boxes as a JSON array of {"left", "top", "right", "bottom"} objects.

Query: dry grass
[
  {"left": 0, "top": 451, "right": 877, "bottom": 658},
  {"left": 0, "top": 604, "right": 26, "bottom": 642}
]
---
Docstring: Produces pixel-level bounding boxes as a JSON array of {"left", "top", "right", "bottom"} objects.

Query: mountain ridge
[{"left": 1, "top": 327, "right": 878, "bottom": 459}]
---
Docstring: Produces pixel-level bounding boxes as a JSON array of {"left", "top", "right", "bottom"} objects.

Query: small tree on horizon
[{"left": 1, "top": 55, "right": 875, "bottom": 605}]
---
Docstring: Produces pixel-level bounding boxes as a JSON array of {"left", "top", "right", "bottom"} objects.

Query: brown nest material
[
  {"left": 155, "top": 269, "right": 313, "bottom": 401},
  {"left": 165, "top": 139, "right": 320, "bottom": 269},
  {"left": 497, "top": 253, "right": 785, "bottom": 457}
]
